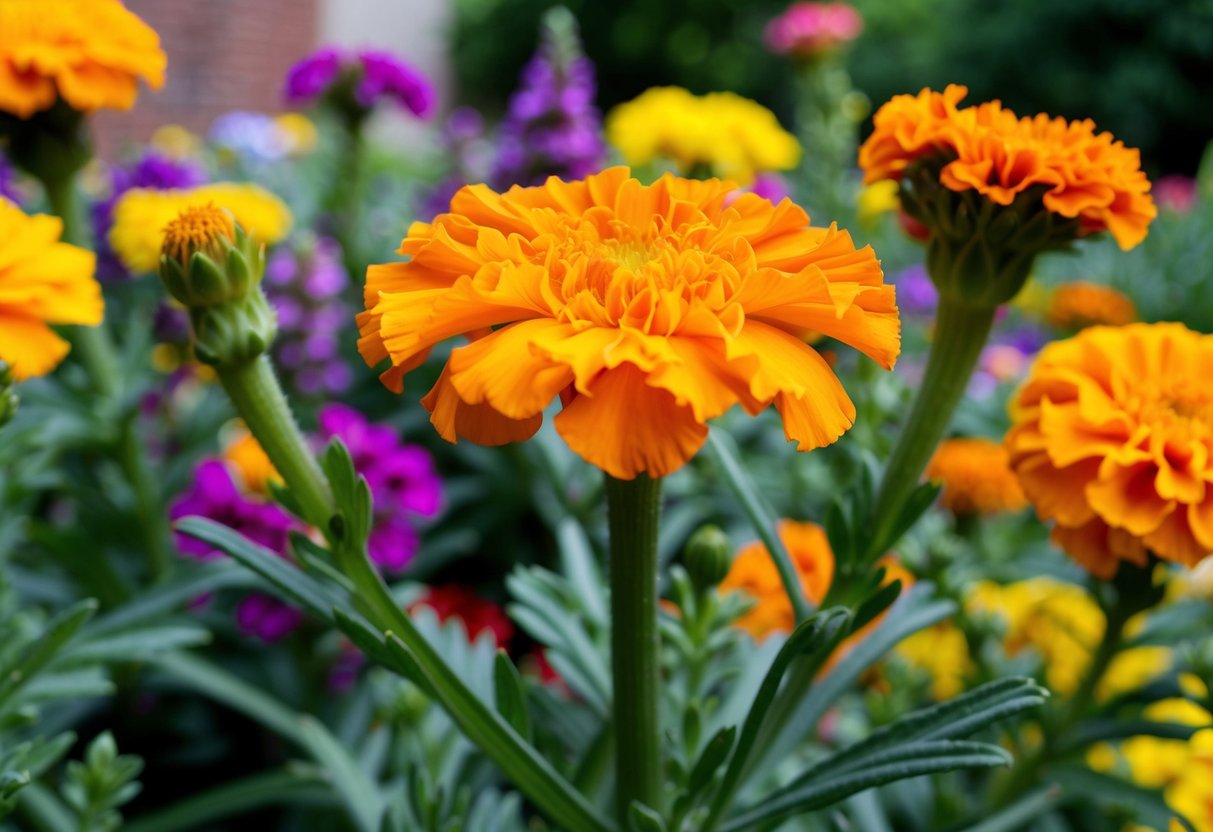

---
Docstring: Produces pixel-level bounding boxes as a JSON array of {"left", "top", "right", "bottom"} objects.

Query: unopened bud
[{"left": 685, "top": 525, "right": 733, "bottom": 592}]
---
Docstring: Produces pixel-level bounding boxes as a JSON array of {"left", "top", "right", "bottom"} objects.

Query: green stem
[
  {"left": 606, "top": 474, "right": 663, "bottom": 824},
  {"left": 328, "top": 115, "right": 367, "bottom": 281},
  {"left": 868, "top": 296, "right": 997, "bottom": 555},
  {"left": 44, "top": 172, "right": 171, "bottom": 582},
  {"left": 216, "top": 356, "right": 334, "bottom": 529}
]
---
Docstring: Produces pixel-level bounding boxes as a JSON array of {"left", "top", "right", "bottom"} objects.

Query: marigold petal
[
  {"left": 421, "top": 363, "right": 542, "bottom": 446},
  {"left": 1087, "top": 461, "right": 1175, "bottom": 536},
  {"left": 554, "top": 363, "right": 707, "bottom": 479},
  {"left": 447, "top": 319, "right": 576, "bottom": 419},
  {"left": 0, "top": 314, "right": 71, "bottom": 380}
]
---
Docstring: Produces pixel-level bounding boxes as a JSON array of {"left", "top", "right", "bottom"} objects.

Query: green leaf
[
  {"left": 87, "top": 561, "right": 249, "bottom": 635},
  {"left": 0, "top": 599, "right": 97, "bottom": 708},
  {"left": 556, "top": 518, "right": 607, "bottom": 628},
  {"left": 956, "top": 785, "right": 1061, "bottom": 832},
  {"left": 722, "top": 742, "right": 1011, "bottom": 831},
  {"left": 629, "top": 801, "right": 667, "bottom": 832},
  {"left": 869, "top": 481, "right": 940, "bottom": 558},
  {"left": 1049, "top": 765, "right": 1181, "bottom": 831},
  {"left": 706, "top": 430, "right": 811, "bottom": 622},
  {"left": 298, "top": 717, "right": 383, "bottom": 832},
  {"left": 493, "top": 650, "right": 532, "bottom": 742},
  {"left": 688, "top": 726, "right": 736, "bottom": 797},
  {"left": 173, "top": 517, "right": 343, "bottom": 621},
  {"left": 64, "top": 625, "right": 211, "bottom": 664},
  {"left": 702, "top": 608, "right": 851, "bottom": 831}
]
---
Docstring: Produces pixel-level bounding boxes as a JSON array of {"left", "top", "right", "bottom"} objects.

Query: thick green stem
[
  {"left": 216, "top": 356, "right": 334, "bottom": 530},
  {"left": 868, "top": 296, "right": 997, "bottom": 555},
  {"left": 328, "top": 116, "right": 367, "bottom": 281},
  {"left": 44, "top": 172, "right": 172, "bottom": 582},
  {"left": 606, "top": 474, "right": 663, "bottom": 824}
]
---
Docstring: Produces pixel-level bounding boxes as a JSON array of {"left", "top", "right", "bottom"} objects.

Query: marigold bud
[
  {"left": 158, "top": 204, "right": 276, "bottom": 366},
  {"left": 684, "top": 525, "right": 733, "bottom": 592}
]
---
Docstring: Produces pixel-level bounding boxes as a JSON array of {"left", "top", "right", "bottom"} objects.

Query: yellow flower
[
  {"left": 856, "top": 180, "right": 899, "bottom": 226},
  {"left": 1046, "top": 281, "right": 1137, "bottom": 330},
  {"left": 358, "top": 168, "right": 899, "bottom": 479},
  {"left": 925, "top": 437, "right": 1028, "bottom": 515},
  {"left": 0, "top": 198, "right": 101, "bottom": 379},
  {"left": 149, "top": 124, "right": 203, "bottom": 161},
  {"left": 606, "top": 88, "right": 800, "bottom": 186},
  {"left": 1098, "top": 646, "right": 1172, "bottom": 701},
  {"left": 0, "top": 0, "right": 165, "bottom": 118},
  {"left": 222, "top": 426, "right": 279, "bottom": 495},
  {"left": 894, "top": 621, "right": 974, "bottom": 700},
  {"left": 1121, "top": 698, "right": 1212, "bottom": 789},
  {"left": 274, "top": 113, "right": 318, "bottom": 156},
  {"left": 1006, "top": 323, "right": 1213, "bottom": 577},
  {"left": 109, "top": 183, "right": 293, "bottom": 274},
  {"left": 1165, "top": 729, "right": 1213, "bottom": 832}
]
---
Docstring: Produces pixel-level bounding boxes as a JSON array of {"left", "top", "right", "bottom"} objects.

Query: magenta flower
[
  {"left": 236, "top": 594, "right": 305, "bottom": 642},
  {"left": 765, "top": 2, "right": 863, "bottom": 57},
  {"left": 170, "top": 461, "right": 298, "bottom": 562},
  {"left": 355, "top": 50, "right": 435, "bottom": 116},
  {"left": 284, "top": 47, "right": 343, "bottom": 104},
  {"left": 282, "top": 46, "right": 434, "bottom": 118}
]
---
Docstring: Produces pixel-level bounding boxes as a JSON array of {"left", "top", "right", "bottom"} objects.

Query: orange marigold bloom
[
  {"left": 926, "top": 437, "right": 1028, "bottom": 515},
  {"left": 1046, "top": 281, "right": 1137, "bottom": 330},
  {"left": 720, "top": 520, "right": 912, "bottom": 642},
  {"left": 858, "top": 84, "right": 1156, "bottom": 251},
  {"left": 358, "top": 167, "right": 899, "bottom": 479},
  {"left": 0, "top": 197, "right": 101, "bottom": 379},
  {"left": 0, "top": 0, "right": 166, "bottom": 118},
  {"left": 222, "top": 427, "right": 280, "bottom": 495},
  {"left": 1006, "top": 323, "right": 1213, "bottom": 577}
]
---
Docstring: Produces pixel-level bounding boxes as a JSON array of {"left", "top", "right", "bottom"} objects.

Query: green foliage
[{"left": 60, "top": 733, "right": 143, "bottom": 832}]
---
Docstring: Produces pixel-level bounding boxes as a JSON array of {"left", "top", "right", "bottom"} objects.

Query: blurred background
[{"left": 97, "top": 0, "right": 1213, "bottom": 177}]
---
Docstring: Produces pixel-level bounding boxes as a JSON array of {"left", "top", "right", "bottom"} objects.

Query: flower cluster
[
  {"left": 283, "top": 47, "right": 434, "bottom": 118},
  {"left": 92, "top": 151, "right": 207, "bottom": 281},
  {"left": 1006, "top": 323, "right": 1213, "bottom": 576},
  {"left": 208, "top": 111, "right": 317, "bottom": 163},
  {"left": 491, "top": 12, "right": 605, "bottom": 188},
  {"left": 0, "top": 198, "right": 101, "bottom": 380},
  {"left": 859, "top": 84, "right": 1156, "bottom": 252},
  {"left": 926, "top": 437, "right": 1027, "bottom": 516},
  {"left": 606, "top": 88, "right": 800, "bottom": 186},
  {"left": 109, "top": 182, "right": 293, "bottom": 274},
  {"left": 764, "top": 2, "right": 863, "bottom": 58},
  {"left": 263, "top": 237, "right": 352, "bottom": 397},
  {"left": 0, "top": 0, "right": 164, "bottom": 118},
  {"left": 358, "top": 168, "right": 899, "bottom": 479}
]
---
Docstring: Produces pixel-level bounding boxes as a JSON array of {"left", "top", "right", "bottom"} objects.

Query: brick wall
[{"left": 92, "top": 0, "right": 319, "bottom": 158}]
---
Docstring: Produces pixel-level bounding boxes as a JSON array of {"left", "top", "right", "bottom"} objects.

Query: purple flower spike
[{"left": 284, "top": 47, "right": 344, "bottom": 105}]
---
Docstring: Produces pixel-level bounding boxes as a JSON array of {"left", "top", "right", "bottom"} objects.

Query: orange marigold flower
[
  {"left": 858, "top": 84, "right": 1156, "bottom": 251},
  {"left": 0, "top": 197, "right": 101, "bottom": 379},
  {"left": 358, "top": 167, "right": 899, "bottom": 479},
  {"left": 1006, "top": 323, "right": 1213, "bottom": 577},
  {"left": 0, "top": 0, "right": 166, "bottom": 118},
  {"left": 1046, "top": 281, "right": 1137, "bottom": 330},
  {"left": 926, "top": 436, "right": 1028, "bottom": 515},
  {"left": 222, "top": 426, "right": 280, "bottom": 495},
  {"left": 720, "top": 520, "right": 912, "bottom": 643}
]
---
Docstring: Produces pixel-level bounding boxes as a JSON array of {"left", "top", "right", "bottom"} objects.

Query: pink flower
[
  {"left": 1154, "top": 175, "right": 1198, "bottom": 214},
  {"left": 765, "top": 2, "right": 863, "bottom": 57}
]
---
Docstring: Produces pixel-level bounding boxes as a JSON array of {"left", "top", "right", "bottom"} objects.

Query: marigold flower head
[
  {"left": 1006, "top": 323, "right": 1213, "bottom": 577},
  {"left": 1166, "top": 729, "right": 1213, "bottom": 832},
  {"left": 358, "top": 168, "right": 898, "bottom": 479},
  {"left": 1120, "top": 698, "right": 1212, "bottom": 789},
  {"left": 893, "top": 621, "right": 974, "bottom": 700},
  {"left": 925, "top": 436, "right": 1028, "bottom": 515},
  {"left": 764, "top": 2, "right": 863, "bottom": 58},
  {"left": 859, "top": 85, "right": 1155, "bottom": 253},
  {"left": 0, "top": 0, "right": 165, "bottom": 118},
  {"left": 1045, "top": 280, "right": 1137, "bottom": 330},
  {"left": 606, "top": 89, "right": 800, "bottom": 186},
  {"left": 0, "top": 197, "right": 101, "bottom": 379},
  {"left": 110, "top": 183, "right": 292, "bottom": 274}
]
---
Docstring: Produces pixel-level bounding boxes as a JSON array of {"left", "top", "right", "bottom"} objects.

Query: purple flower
[
  {"left": 209, "top": 111, "right": 289, "bottom": 162},
  {"left": 315, "top": 404, "right": 443, "bottom": 574},
  {"left": 264, "top": 237, "right": 352, "bottom": 398},
  {"left": 490, "top": 13, "right": 606, "bottom": 188},
  {"left": 236, "top": 594, "right": 304, "bottom": 642},
  {"left": 284, "top": 47, "right": 343, "bottom": 105},
  {"left": 749, "top": 173, "right": 791, "bottom": 204},
  {"left": 92, "top": 151, "right": 207, "bottom": 281},
  {"left": 0, "top": 151, "right": 21, "bottom": 205},
  {"left": 170, "top": 461, "right": 297, "bottom": 561},
  {"left": 356, "top": 50, "right": 435, "bottom": 117},
  {"left": 892, "top": 264, "right": 938, "bottom": 316}
]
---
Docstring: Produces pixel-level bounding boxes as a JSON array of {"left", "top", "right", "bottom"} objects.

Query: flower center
[{"left": 162, "top": 203, "right": 235, "bottom": 264}]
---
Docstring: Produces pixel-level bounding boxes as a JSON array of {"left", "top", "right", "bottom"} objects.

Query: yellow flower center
[{"left": 161, "top": 203, "right": 235, "bottom": 265}]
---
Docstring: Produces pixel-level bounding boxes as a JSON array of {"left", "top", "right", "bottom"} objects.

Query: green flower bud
[
  {"left": 684, "top": 525, "right": 733, "bottom": 592},
  {"left": 157, "top": 204, "right": 276, "bottom": 367},
  {"left": 900, "top": 158, "right": 1082, "bottom": 308},
  {"left": 0, "top": 362, "right": 17, "bottom": 428}
]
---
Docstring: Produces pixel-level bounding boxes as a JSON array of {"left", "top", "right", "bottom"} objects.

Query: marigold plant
[
  {"left": 0, "top": 197, "right": 101, "bottom": 379},
  {"left": 0, "top": 0, "right": 165, "bottom": 118},
  {"left": 358, "top": 167, "right": 899, "bottom": 479},
  {"left": 1006, "top": 323, "right": 1213, "bottom": 576}
]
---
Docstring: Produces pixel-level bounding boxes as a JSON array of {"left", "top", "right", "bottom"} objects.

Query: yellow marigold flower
[
  {"left": 967, "top": 578, "right": 1103, "bottom": 696},
  {"left": 1121, "top": 698, "right": 1213, "bottom": 790},
  {"left": 720, "top": 520, "right": 835, "bottom": 641},
  {"left": 222, "top": 426, "right": 280, "bottom": 495},
  {"left": 1085, "top": 741, "right": 1119, "bottom": 773},
  {"left": 359, "top": 168, "right": 899, "bottom": 479},
  {"left": 1006, "top": 323, "right": 1213, "bottom": 577},
  {"left": 109, "top": 183, "right": 293, "bottom": 274},
  {"left": 1165, "top": 729, "right": 1213, "bottom": 832},
  {"left": 0, "top": 0, "right": 165, "bottom": 118},
  {"left": 859, "top": 84, "right": 1156, "bottom": 251},
  {"left": 856, "top": 180, "right": 899, "bottom": 227},
  {"left": 0, "top": 198, "right": 101, "bottom": 379},
  {"left": 606, "top": 88, "right": 800, "bottom": 186},
  {"left": 894, "top": 621, "right": 974, "bottom": 700},
  {"left": 150, "top": 124, "right": 203, "bottom": 161},
  {"left": 925, "top": 437, "right": 1028, "bottom": 515},
  {"left": 1046, "top": 281, "right": 1137, "bottom": 330},
  {"left": 274, "top": 113, "right": 318, "bottom": 156},
  {"left": 1098, "top": 646, "right": 1172, "bottom": 701}
]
